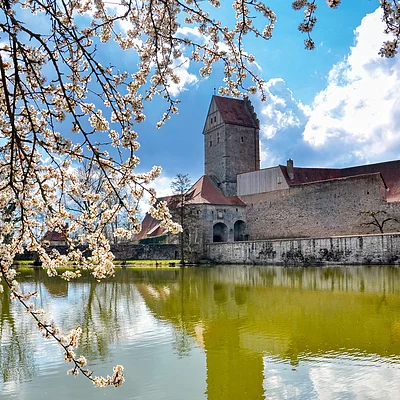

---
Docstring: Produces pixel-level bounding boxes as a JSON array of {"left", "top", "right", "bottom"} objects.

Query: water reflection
[{"left": 1, "top": 266, "right": 400, "bottom": 399}]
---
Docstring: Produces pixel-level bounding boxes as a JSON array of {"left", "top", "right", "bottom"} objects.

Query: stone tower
[{"left": 203, "top": 95, "right": 260, "bottom": 197}]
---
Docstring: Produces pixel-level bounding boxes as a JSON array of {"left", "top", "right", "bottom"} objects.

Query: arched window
[
  {"left": 213, "top": 222, "right": 228, "bottom": 242},
  {"left": 234, "top": 220, "right": 246, "bottom": 241}
]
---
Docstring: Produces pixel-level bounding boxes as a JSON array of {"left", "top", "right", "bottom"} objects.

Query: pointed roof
[
  {"left": 212, "top": 96, "right": 259, "bottom": 128},
  {"left": 135, "top": 175, "right": 245, "bottom": 241},
  {"left": 134, "top": 213, "right": 168, "bottom": 241},
  {"left": 186, "top": 175, "right": 245, "bottom": 206},
  {"left": 42, "top": 230, "right": 66, "bottom": 243}
]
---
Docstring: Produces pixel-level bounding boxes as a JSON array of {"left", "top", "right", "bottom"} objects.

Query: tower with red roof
[{"left": 203, "top": 95, "right": 260, "bottom": 197}]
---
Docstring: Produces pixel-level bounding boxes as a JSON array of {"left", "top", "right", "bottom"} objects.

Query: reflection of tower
[
  {"left": 203, "top": 96, "right": 260, "bottom": 197},
  {"left": 204, "top": 319, "right": 265, "bottom": 400}
]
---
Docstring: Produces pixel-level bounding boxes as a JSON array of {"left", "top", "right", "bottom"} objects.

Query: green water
[{"left": 1, "top": 265, "right": 400, "bottom": 399}]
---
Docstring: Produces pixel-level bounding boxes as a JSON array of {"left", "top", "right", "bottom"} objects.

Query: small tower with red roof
[{"left": 203, "top": 95, "right": 260, "bottom": 197}]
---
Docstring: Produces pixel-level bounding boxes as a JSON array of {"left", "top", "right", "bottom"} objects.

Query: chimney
[{"left": 287, "top": 159, "right": 294, "bottom": 181}]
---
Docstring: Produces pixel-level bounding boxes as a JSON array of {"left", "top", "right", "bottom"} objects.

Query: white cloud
[
  {"left": 168, "top": 55, "right": 198, "bottom": 97},
  {"left": 139, "top": 173, "right": 175, "bottom": 215},
  {"left": 252, "top": 78, "right": 310, "bottom": 167},
  {"left": 302, "top": 8, "right": 400, "bottom": 163},
  {"left": 256, "top": 7, "right": 400, "bottom": 169},
  {"left": 258, "top": 78, "right": 305, "bottom": 140}
]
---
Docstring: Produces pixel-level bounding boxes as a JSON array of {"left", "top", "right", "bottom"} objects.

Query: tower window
[
  {"left": 210, "top": 140, "right": 212, "bottom": 147},
  {"left": 210, "top": 117, "right": 213, "bottom": 124},
  {"left": 240, "top": 137, "right": 244, "bottom": 143},
  {"left": 214, "top": 116, "right": 217, "bottom": 122}
]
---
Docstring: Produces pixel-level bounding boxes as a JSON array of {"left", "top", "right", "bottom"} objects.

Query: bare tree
[
  {"left": 171, "top": 174, "right": 192, "bottom": 265},
  {"left": 360, "top": 210, "right": 399, "bottom": 234}
]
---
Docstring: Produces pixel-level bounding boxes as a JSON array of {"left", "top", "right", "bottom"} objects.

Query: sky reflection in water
[{"left": 1, "top": 265, "right": 400, "bottom": 399}]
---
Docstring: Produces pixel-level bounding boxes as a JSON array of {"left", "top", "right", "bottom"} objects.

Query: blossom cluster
[
  {"left": 292, "top": 0, "right": 399, "bottom": 56},
  {"left": 0, "top": 0, "right": 398, "bottom": 388}
]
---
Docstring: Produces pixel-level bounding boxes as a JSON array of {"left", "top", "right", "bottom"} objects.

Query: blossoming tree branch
[{"left": 0, "top": 0, "right": 398, "bottom": 387}]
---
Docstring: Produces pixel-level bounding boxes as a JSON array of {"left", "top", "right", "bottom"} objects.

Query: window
[
  {"left": 214, "top": 116, "right": 217, "bottom": 122},
  {"left": 240, "top": 136, "right": 244, "bottom": 143},
  {"left": 210, "top": 140, "right": 212, "bottom": 147}
]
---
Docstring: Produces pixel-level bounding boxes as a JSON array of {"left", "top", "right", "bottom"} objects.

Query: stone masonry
[{"left": 206, "top": 234, "right": 400, "bottom": 266}]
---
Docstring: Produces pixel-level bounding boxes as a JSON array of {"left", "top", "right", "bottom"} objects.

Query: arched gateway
[
  {"left": 213, "top": 223, "right": 228, "bottom": 242},
  {"left": 234, "top": 220, "right": 246, "bottom": 241}
]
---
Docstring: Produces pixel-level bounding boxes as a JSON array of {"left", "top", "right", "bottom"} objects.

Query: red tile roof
[
  {"left": 280, "top": 159, "right": 400, "bottom": 201},
  {"left": 134, "top": 213, "right": 168, "bottom": 241},
  {"left": 186, "top": 175, "right": 245, "bottom": 206},
  {"left": 136, "top": 175, "right": 245, "bottom": 240},
  {"left": 213, "top": 96, "right": 258, "bottom": 128},
  {"left": 42, "top": 230, "right": 66, "bottom": 243}
]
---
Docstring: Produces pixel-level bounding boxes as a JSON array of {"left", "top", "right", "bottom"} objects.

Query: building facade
[{"left": 138, "top": 96, "right": 400, "bottom": 260}]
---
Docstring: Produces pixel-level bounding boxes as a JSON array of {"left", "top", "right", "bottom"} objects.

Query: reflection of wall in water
[{"left": 136, "top": 266, "right": 400, "bottom": 399}]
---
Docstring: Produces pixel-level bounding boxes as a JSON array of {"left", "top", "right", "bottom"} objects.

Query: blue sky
[
  {"left": 114, "top": 1, "right": 400, "bottom": 195},
  {"left": 14, "top": 2, "right": 395, "bottom": 196}
]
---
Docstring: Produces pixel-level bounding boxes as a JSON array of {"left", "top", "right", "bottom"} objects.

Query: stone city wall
[
  {"left": 206, "top": 233, "right": 400, "bottom": 266},
  {"left": 16, "top": 243, "right": 179, "bottom": 261},
  {"left": 241, "top": 173, "right": 400, "bottom": 239}
]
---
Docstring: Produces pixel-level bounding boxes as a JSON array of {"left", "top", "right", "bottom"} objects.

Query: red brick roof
[
  {"left": 213, "top": 96, "right": 258, "bottom": 128},
  {"left": 280, "top": 159, "right": 400, "bottom": 201},
  {"left": 186, "top": 175, "right": 245, "bottom": 206}
]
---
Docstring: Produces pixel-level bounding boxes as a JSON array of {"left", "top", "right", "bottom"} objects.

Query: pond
[{"left": 1, "top": 265, "right": 400, "bottom": 399}]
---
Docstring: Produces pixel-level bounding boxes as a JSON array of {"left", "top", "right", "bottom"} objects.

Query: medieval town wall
[
  {"left": 240, "top": 173, "right": 400, "bottom": 239},
  {"left": 206, "top": 233, "right": 400, "bottom": 266},
  {"left": 16, "top": 244, "right": 179, "bottom": 262}
]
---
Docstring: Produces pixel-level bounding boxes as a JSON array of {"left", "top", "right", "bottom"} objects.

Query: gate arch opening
[
  {"left": 213, "top": 222, "right": 228, "bottom": 242},
  {"left": 234, "top": 220, "right": 246, "bottom": 241}
]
